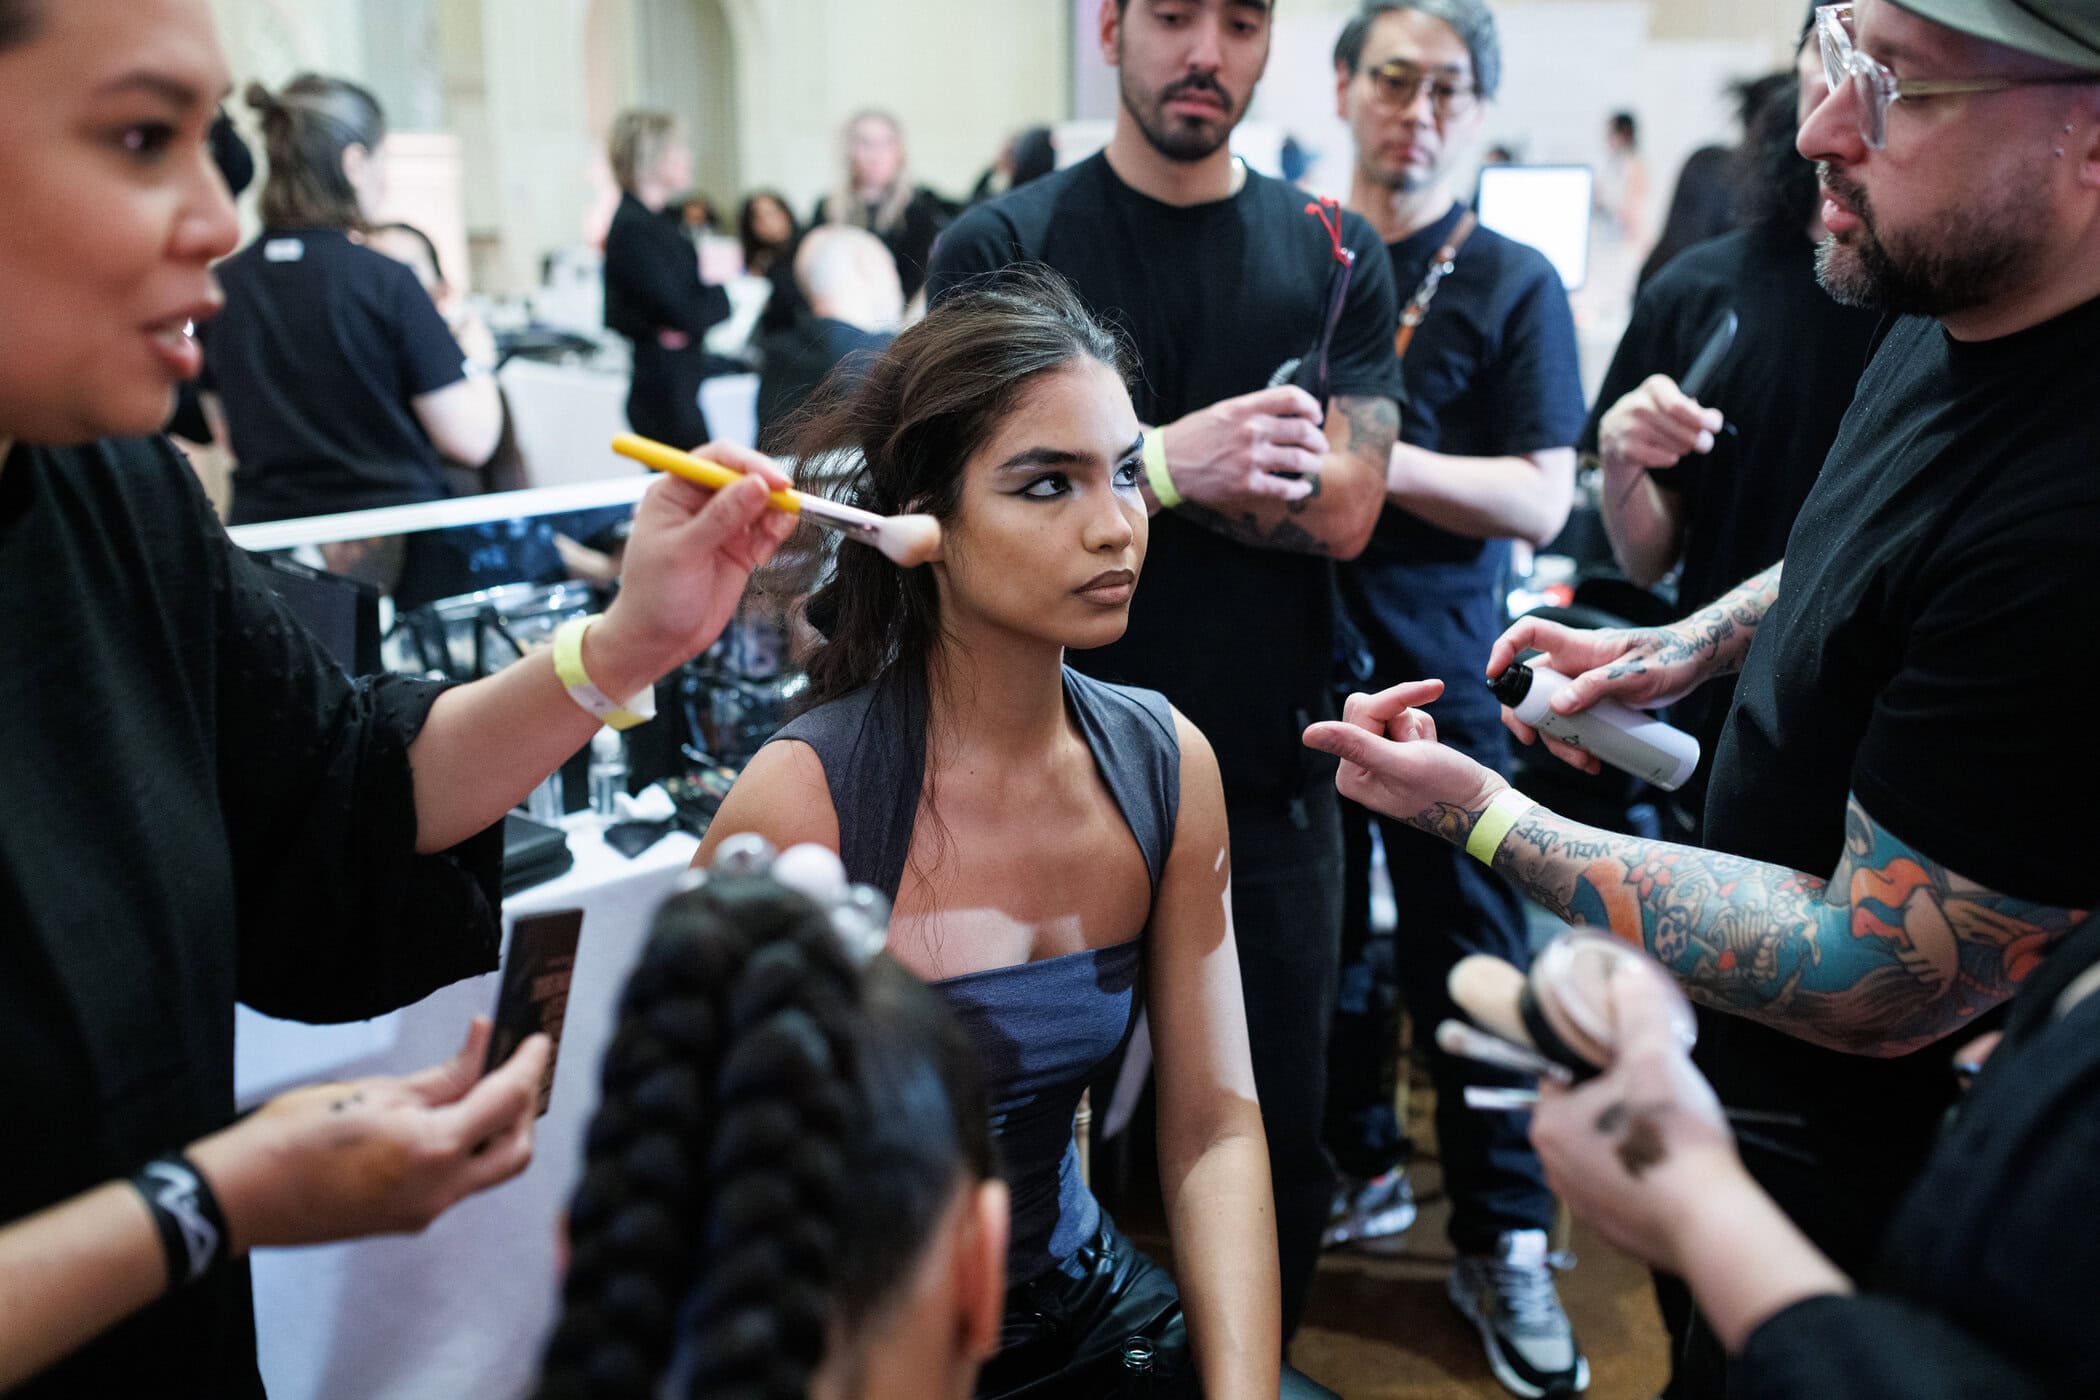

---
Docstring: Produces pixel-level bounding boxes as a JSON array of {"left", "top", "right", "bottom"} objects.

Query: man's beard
[
  {"left": 1814, "top": 161, "right": 2039, "bottom": 317},
  {"left": 1120, "top": 67, "right": 1241, "bottom": 164}
]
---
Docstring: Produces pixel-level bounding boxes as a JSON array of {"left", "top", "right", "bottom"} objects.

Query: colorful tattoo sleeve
[{"left": 1475, "top": 791, "right": 2086, "bottom": 1056}]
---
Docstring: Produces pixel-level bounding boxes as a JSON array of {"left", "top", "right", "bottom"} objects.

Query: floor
[{"left": 1112, "top": 1067, "right": 1673, "bottom": 1400}]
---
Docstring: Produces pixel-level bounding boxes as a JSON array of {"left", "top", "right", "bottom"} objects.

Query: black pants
[
  {"left": 1226, "top": 785, "right": 1344, "bottom": 1343},
  {"left": 979, "top": 1216, "right": 1339, "bottom": 1399},
  {"left": 1324, "top": 712, "right": 1556, "bottom": 1251},
  {"left": 625, "top": 340, "right": 710, "bottom": 448}
]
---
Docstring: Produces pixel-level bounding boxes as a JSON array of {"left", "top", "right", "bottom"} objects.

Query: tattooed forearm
[
  {"left": 1410, "top": 800, "right": 1480, "bottom": 845},
  {"left": 1174, "top": 501, "right": 1331, "bottom": 555},
  {"left": 1489, "top": 789, "right": 2085, "bottom": 1056},
  {"left": 1340, "top": 394, "right": 1400, "bottom": 459}
]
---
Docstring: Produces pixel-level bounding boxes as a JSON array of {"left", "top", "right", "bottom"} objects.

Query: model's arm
[
  {"left": 1154, "top": 389, "right": 1397, "bottom": 559},
  {"left": 1147, "top": 713, "right": 1279, "bottom": 1400},
  {"left": 690, "top": 738, "right": 842, "bottom": 868},
  {"left": 1307, "top": 687, "right": 2086, "bottom": 1055},
  {"left": 407, "top": 446, "right": 794, "bottom": 853},
  {"left": 0, "top": 1021, "right": 545, "bottom": 1392},
  {"left": 1385, "top": 444, "right": 1576, "bottom": 547}
]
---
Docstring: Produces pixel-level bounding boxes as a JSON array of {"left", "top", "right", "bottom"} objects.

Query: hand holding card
[{"left": 485, "top": 908, "right": 584, "bottom": 1114}]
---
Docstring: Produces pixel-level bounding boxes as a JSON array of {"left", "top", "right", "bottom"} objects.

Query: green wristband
[
  {"left": 1142, "top": 428, "right": 1182, "bottom": 509},
  {"left": 1465, "top": 789, "right": 1537, "bottom": 866}
]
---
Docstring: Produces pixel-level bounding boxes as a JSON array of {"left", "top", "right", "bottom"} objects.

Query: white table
[{"left": 235, "top": 820, "right": 699, "bottom": 1400}]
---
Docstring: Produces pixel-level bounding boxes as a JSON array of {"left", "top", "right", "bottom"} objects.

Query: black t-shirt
[
  {"left": 199, "top": 227, "right": 469, "bottom": 524},
  {"left": 1339, "top": 202, "right": 1585, "bottom": 724},
  {"left": 1696, "top": 295, "right": 2100, "bottom": 1270},
  {"left": 928, "top": 154, "right": 1403, "bottom": 820},
  {"left": 0, "top": 437, "right": 503, "bottom": 1398},
  {"left": 1582, "top": 228, "right": 1880, "bottom": 807}
]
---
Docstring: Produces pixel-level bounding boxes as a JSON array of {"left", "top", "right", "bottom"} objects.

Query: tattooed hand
[
  {"left": 1530, "top": 966, "right": 1740, "bottom": 1275},
  {"left": 1486, "top": 563, "right": 1782, "bottom": 772},
  {"left": 1301, "top": 679, "right": 1505, "bottom": 841}
]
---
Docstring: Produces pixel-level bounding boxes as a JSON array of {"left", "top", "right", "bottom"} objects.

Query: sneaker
[
  {"left": 1321, "top": 1167, "right": 1417, "bottom": 1248},
  {"left": 1447, "top": 1229, "right": 1590, "bottom": 1398}
]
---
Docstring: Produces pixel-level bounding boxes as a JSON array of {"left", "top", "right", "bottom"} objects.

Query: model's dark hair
[
  {"left": 788, "top": 266, "right": 1129, "bottom": 711},
  {"left": 1732, "top": 69, "right": 1817, "bottom": 233},
  {"left": 533, "top": 875, "right": 995, "bottom": 1400},
  {"left": 247, "top": 75, "right": 387, "bottom": 231},
  {"left": 0, "top": 0, "right": 41, "bottom": 49},
  {"left": 1333, "top": 0, "right": 1502, "bottom": 100}
]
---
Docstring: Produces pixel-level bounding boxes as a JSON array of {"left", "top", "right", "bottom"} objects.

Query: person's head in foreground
[
  {"left": 534, "top": 857, "right": 1007, "bottom": 1400},
  {"left": 789, "top": 266, "right": 1145, "bottom": 707}
]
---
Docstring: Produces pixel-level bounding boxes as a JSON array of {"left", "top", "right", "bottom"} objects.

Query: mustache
[
  {"left": 1818, "top": 161, "right": 1871, "bottom": 223},
  {"left": 1162, "top": 72, "right": 1232, "bottom": 108}
]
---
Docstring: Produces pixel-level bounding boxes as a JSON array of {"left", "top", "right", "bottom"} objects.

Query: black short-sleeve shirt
[
  {"left": 1580, "top": 227, "right": 1881, "bottom": 820},
  {"left": 1339, "top": 202, "right": 1586, "bottom": 721},
  {"left": 199, "top": 227, "right": 468, "bottom": 523},
  {"left": 1694, "top": 294, "right": 2100, "bottom": 1268},
  {"left": 928, "top": 154, "right": 1403, "bottom": 817}
]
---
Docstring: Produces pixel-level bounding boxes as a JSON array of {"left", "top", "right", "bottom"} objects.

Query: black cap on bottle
[{"left": 1488, "top": 665, "right": 1535, "bottom": 708}]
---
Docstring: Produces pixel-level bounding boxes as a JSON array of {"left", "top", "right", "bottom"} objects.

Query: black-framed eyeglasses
[
  {"left": 1364, "top": 59, "right": 1478, "bottom": 119},
  {"left": 1815, "top": 3, "right": 2100, "bottom": 149}
]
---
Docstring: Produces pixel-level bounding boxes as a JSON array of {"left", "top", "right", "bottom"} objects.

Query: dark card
[{"left": 485, "top": 907, "right": 584, "bottom": 1115}]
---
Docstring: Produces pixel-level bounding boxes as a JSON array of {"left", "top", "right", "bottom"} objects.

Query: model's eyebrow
[
  {"left": 91, "top": 71, "right": 222, "bottom": 110},
  {"left": 995, "top": 446, "right": 1090, "bottom": 474}
]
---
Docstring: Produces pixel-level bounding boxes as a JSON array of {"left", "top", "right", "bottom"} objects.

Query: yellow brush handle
[{"left": 612, "top": 432, "right": 802, "bottom": 514}]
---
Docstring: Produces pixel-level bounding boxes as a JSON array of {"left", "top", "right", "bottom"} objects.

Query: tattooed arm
[
  {"left": 1479, "top": 791, "right": 2079, "bottom": 1056},
  {"left": 1155, "top": 390, "right": 1398, "bottom": 559},
  {"left": 1304, "top": 684, "right": 2086, "bottom": 1056}
]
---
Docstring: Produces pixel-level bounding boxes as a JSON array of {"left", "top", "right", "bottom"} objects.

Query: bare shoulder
[
  {"left": 1167, "top": 705, "right": 1227, "bottom": 851},
  {"left": 692, "top": 739, "right": 841, "bottom": 866}
]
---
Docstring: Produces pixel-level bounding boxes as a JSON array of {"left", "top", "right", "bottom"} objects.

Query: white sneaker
[
  {"left": 1447, "top": 1229, "right": 1589, "bottom": 1397},
  {"left": 1321, "top": 1167, "right": 1417, "bottom": 1248}
]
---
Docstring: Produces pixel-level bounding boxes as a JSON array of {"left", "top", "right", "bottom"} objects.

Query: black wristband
[{"left": 129, "top": 1154, "right": 230, "bottom": 1290}]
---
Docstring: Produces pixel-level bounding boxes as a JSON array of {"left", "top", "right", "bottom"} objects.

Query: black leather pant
[{"left": 977, "top": 1216, "right": 1339, "bottom": 1399}]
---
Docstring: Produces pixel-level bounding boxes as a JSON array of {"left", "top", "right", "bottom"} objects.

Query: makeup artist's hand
[
  {"left": 1303, "top": 680, "right": 1506, "bottom": 838},
  {"left": 589, "top": 441, "right": 797, "bottom": 695},
  {"left": 1529, "top": 969, "right": 1740, "bottom": 1274},
  {"left": 1598, "top": 374, "right": 1722, "bottom": 476},
  {"left": 1485, "top": 618, "right": 1717, "bottom": 776},
  {"left": 186, "top": 1018, "right": 550, "bottom": 1252},
  {"left": 1159, "top": 385, "right": 1327, "bottom": 505}
]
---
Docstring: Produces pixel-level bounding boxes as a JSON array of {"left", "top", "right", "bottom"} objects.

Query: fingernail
[{"left": 1696, "top": 432, "right": 1714, "bottom": 453}]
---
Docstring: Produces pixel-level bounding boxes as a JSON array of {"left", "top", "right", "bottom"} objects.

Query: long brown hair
[
  {"left": 247, "top": 75, "right": 387, "bottom": 231},
  {"left": 787, "top": 266, "right": 1129, "bottom": 712}
]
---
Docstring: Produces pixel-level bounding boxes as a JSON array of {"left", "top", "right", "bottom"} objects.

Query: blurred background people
[
  {"left": 815, "top": 109, "right": 956, "bottom": 305},
  {"left": 969, "top": 125, "right": 1058, "bottom": 204},
  {"left": 1594, "top": 109, "right": 1650, "bottom": 248},
  {"left": 739, "top": 188, "right": 807, "bottom": 338},
  {"left": 198, "top": 75, "right": 502, "bottom": 534},
  {"left": 603, "top": 107, "right": 731, "bottom": 448},
  {"left": 754, "top": 223, "right": 901, "bottom": 443}
]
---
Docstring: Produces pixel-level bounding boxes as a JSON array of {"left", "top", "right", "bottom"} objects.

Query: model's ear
[{"left": 957, "top": 1179, "right": 1010, "bottom": 1362}]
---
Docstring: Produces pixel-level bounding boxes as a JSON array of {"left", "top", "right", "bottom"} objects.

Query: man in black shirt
[
  {"left": 930, "top": 0, "right": 1403, "bottom": 1340},
  {"left": 1322, "top": 4, "right": 1588, "bottom": 1396},
  {"left": 1590, "top": 28, "right": 1881, "bottom": 845},
  {"left": 1307, "top": 1, "right": 2100, "bottom": 1396}
]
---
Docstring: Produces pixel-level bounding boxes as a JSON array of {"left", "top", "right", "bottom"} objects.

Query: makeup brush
[{"left": 612, "top": 432, "right": 942, "bottom": 568}]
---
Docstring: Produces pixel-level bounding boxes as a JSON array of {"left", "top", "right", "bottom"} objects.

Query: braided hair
[{"left": 533, "top": 875, "right": 993, "bottom": 1400}]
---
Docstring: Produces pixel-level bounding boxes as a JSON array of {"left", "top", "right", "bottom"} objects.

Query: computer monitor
[{"left": 1476, "top": 164, "right": 1594, "bottom": 291}]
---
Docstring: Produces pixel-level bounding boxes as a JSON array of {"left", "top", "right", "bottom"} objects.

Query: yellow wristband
[
  {"left": 552, "top": 615, "right": 655, "bottom": 731},
  {"left": 1142, "top": 428, "right": 1182, "bottom": 510},
  {"left": 1464, "top": 789, "right": 1537, "bottom": 867}
]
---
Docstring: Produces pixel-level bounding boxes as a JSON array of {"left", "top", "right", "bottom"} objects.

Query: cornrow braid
[
  {"left": 534, "top": 874, "right": 995, "bottom": 1400},
  {"left": 535, "top": 877, "right": 857, "bottom": 1400}
]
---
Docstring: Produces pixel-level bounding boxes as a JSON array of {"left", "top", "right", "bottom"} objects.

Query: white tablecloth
[{"left": 235, "top": 820, "right": 699, "bottom": 1400}]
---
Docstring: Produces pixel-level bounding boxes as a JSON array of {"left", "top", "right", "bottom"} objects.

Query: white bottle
[
  {"left": 1490, "top": 662, "right": 1700, "bottom": 791},
  {"left": 588, "top": 725, "right": 627, "bottom": 818}
]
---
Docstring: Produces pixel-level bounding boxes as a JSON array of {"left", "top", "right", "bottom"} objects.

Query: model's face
[
  {"left": 1103, "top": 0, "right": 1272, "bottom": 164},
  {"left": 0, "top": 0, "right": 237, "bottom": 443},
  {"left": 934, "top": 358, "right": 1148, "bottom": 654},
  {"left": 849, "top": 118, "right": 903, "bottom": 192},
  {"left": 1799, "top": 0, "right": 2085, "bottom": 316},
  {"left": 1338, "top": 8, "right": 1484, "bottom": 195}
]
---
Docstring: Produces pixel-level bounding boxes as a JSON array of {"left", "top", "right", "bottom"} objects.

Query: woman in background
[
  {"left": 200, "top": 75, "right": 501, "bottom": 529},
  {"left": 604, "top": 108, "right": 731, "bottom": 447},
  {"left": 533, "top": 863, "right": 1009, "bottom": 1400},
  {"left": 814, "top": 110, "right": 954, "bottom": 305}
]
